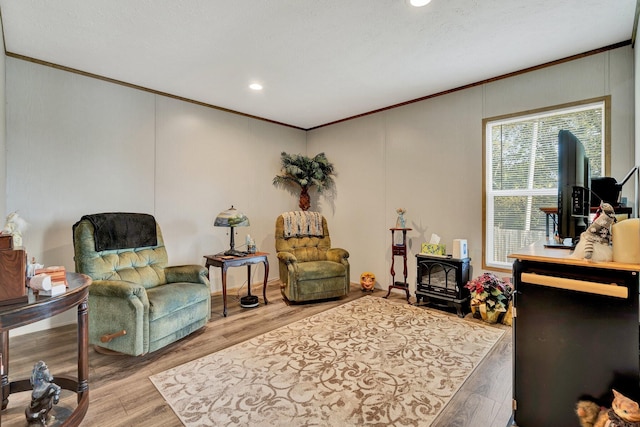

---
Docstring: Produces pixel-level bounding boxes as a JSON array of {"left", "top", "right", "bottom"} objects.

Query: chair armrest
[
  {"left": 277, "top": 252, "right": 298, "bottom": 264},
  {"left": 89, "top": 280, "right": 148, "bottom": 300},
  {"left": 165, "top": 265, "right": 209, "bottom": 285},
  {"left": 327, "top": 248, "right": 349, "bottom": 263}
]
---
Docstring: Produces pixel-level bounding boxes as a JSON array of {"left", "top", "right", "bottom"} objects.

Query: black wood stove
[{"left": 415, "top": 254, "right": 471, "bottom": 317}]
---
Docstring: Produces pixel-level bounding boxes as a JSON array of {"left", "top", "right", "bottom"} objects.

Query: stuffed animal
[
  {"left": 576, "top": 389, "right": 640, "bottom": 427},
  {"left": 571, "top": 203, "right": 616, "bottom": 262}
]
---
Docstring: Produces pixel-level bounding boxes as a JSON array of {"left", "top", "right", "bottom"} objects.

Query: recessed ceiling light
[
  {"left": 249, "top": 83, "right": 263, "bottom": 91},
  {"left": 409, "top": 0, "right": 432, "bottom": 6}
]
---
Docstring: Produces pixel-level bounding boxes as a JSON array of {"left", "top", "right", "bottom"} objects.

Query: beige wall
[
  {"left": 636, "top": 42, "right": 640, "bottom": 210},
  {"left": 5, "top": 58, "right": 305, "bottom": 334},
  {"left": 3, "top": 45, "right": 635, "bottom": 335},
  {"left": 0, "top": 19, "right": 5, "bottom": 221},
  {"left": 308, "top": 46, "right": 635, "bottom": 294}
]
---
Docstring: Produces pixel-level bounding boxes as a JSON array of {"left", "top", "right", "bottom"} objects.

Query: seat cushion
[
  {"left": 297, "top": 260, "right": 346, "bottom": 281},
  {"left": 147, "top": 282, "right": 210, "bottom": 322}
]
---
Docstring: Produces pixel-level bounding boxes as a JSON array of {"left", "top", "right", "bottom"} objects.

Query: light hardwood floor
[{"left": 2, "top": 282, "right": 512, "bottom": 426}]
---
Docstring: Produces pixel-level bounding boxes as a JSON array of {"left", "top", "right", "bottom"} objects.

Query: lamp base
[
  {"left": 224, "top": 249, "right": 248, "bottom": 257},
  {"left": 240, "top": 295, "right": 259, "bottom": 308}
]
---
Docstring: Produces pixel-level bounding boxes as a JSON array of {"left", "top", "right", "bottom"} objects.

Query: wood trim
[
  {"left": 521, "top": 272, "right": 628, "bottom": 298},
  {"left": 4, "top": 52, "right": 306, "bottom": 131},
  {"left": 481, "top": 116, "right": 489, "bottom": 272},
  {"left": 309, "top": 41, "right": 630, "bottom": 130},
  {"left": 509, "top": 242, "right": 640, "bottom": 272},
  {"left": 633, "top": 0, "right": 640, "bottom": 47},
  {"left": 483, "top": 95, "right": 611, "bottom": 174},
  {"left": 481, "top": 96, "right": 611, "bottom": 271},
  {"left": 2, "top": 39, "right": 630, "bottom": 132},
  {"left": 604, "top": 95, "right": 612, "bottom": 175}
]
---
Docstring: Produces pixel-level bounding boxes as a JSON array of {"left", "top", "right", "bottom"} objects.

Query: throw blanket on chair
[
  {"left": 282, "top": 211, "right": 324, "bottom": 238},
  {"left": 76, "top": 212, "right": 158, "bottom": 251}
]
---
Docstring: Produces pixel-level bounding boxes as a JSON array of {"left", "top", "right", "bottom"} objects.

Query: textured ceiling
[{"left": 0, "top": 0, "right": 636, "bottom": 129}]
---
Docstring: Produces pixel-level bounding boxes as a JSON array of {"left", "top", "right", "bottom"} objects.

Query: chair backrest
[
  {"left": 275, "top": 212, "right": 331, "bottom": 262},
  {"left": 73, "top": 214, "right": 168, "bottom": 288}
]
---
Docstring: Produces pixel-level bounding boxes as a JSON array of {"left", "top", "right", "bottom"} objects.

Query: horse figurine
[{"left": 25, "top": 360, "right": 61, "bottom": 425}]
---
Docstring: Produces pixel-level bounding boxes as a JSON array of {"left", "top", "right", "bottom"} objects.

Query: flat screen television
[{"left": 553, "top": 130, "right": 591, "bottom": 248}]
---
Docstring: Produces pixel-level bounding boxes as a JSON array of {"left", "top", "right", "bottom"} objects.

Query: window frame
[{"left": 482, "top": 96, "right": 611, "bottom": 272}]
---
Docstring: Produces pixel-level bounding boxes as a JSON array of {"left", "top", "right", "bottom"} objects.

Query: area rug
[{"left": 150, "top": 296, "right": 505, "bottom": 426}]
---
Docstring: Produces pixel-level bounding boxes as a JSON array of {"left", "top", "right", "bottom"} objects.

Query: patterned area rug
[{"left": 150, "top": 296, "right": 505, "bottom": 426}]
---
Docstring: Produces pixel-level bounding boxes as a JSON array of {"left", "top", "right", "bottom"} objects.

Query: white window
[{"left": 484, "top": 98, "right": 607, "bottom": 270}]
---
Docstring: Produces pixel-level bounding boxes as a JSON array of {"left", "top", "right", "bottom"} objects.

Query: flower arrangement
[{"left": 465, "top": 272, "right": 513, "bottom": 313}]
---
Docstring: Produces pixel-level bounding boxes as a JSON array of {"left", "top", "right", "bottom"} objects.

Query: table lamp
[{"left": 214, "top": 206, "right": 250, "bottom": 257}]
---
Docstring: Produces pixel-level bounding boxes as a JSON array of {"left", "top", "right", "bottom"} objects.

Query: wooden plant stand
[{"left": 384, "top": 228, "right": 411, "bottom": 303}]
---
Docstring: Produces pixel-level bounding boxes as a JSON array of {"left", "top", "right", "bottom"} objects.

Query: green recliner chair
[
  {"left": 275, "top": 212, "right": 350, "bottom": 302},
  {"left": 72, "top": 213, "right": 211, "bottom": 356}
]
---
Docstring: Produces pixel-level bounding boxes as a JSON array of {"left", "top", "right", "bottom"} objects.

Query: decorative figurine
[
  {"left": 395, "top": 208, "right": 406, "bottom": 228},
  {"left": 2, "top": 211, "right": 27, "bottom": 247},
  {"left": 25, "top": 360, "right": 61, "bottom": 425},
  {"left": 360, "top": 272, "right": 376, "bottom": 292}
]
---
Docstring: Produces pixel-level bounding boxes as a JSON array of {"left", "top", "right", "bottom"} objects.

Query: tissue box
[{"left": 421, "top": 243, "right": 446, "bottom": 256}]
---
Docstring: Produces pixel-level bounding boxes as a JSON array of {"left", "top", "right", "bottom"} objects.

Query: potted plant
[
  {"left": 272, "top": 152, "right": 336, "bottom": 211},
  {"left": 465, "top": 273, "right": 513, "bottom": 324}
]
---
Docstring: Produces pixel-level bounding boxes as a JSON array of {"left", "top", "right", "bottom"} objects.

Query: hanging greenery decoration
[{"left": 272, "top": 152, "right": 336, "bottom": 211}]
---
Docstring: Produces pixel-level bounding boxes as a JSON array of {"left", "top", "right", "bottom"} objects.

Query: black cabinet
[
  {"left": 510, "top": 250, "right": 639, "bottom": 426},
  {"left": 414, "top": 254, "right": 470, "bottom": 317}
]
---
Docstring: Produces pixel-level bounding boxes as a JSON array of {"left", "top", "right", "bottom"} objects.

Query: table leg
[
  {"left": 263, "top": 259, "right": 269, "bottom": 305},
  {"left": 77, "top": 297, "right": 89, "bottom": 400},
  {"left": 402, "top": 255, "right": 410, "bottom": 302},
  {"left": 384, "top": 253, "right": 397, "bottom": 299},
  {"left": 1, "top": 330, "right": 7, "bottom": 410},
  {"left": 246, "top": 265, "right": 253, "bottom": 298},
  {"left": 221, "top": 266, "right": 228, "bottom": 317},
  {"left": 545, "top": 213, "right": 550, "bottom": 238}
]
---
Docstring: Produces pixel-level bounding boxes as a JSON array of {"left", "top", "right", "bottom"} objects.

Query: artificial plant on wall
[{"left": 273, "top": 152, "right": 336, "bottom": 211}]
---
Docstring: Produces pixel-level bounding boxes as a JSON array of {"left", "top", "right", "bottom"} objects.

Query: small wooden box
[
  {"left": 0, "top": 234, "right": 13, "bottom": 250},
  {"left": 0, "top": 248, "right": 27, "bottom": 305}
]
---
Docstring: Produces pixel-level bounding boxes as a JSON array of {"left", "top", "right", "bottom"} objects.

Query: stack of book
[
  {"left": 35, "top": 266, "right": 67, "bottom": 286},
  {"left": 34, "top": 266, "right": 67, "bottom": 296}
]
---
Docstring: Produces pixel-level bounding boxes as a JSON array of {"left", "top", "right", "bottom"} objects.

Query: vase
[
  {"left": 478, "top": 303, "right": 500, "bottom": 324},
  {"left": 396, "top": 214, "right": 406, "bottom": 228},
  {"left": 501, "top": 301, "right": 513, "bottom": 326}
]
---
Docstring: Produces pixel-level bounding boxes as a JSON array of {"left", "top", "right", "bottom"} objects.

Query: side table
[
  {"left": 204, "top": 252, "right": 269, "bottom": 317},
  {"left": 0, "top": 272, "right": 91, "bottom": 426},
  {"left": 384, "top": 228, "right": 412, "bottom": 303}
]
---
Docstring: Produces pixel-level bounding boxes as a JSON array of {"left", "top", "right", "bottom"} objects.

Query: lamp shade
[{"left": 214, "top": 206, "right": 250, "bottom": 227}]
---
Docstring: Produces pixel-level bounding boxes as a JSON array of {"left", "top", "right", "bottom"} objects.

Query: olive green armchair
[
  {"left": 72, "top": 213, "right": 211, "bottom": 356},
  {"left": 275, "top": 212, "right": 350, "bottom": 302}
]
